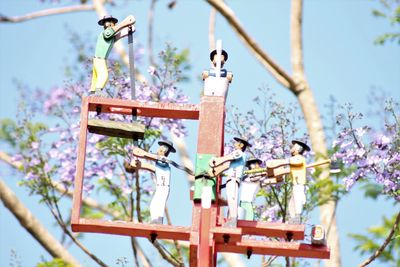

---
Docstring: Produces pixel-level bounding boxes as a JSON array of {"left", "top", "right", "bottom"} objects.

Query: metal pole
[{"left": 128, "top": 27, "right": 135, "bottom": 100}]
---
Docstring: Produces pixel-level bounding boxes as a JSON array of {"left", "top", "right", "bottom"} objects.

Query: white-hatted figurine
[
  {"left": 238, "top": 158, "right": 263, "bottom": 221},
  {"left": 202, "top": 40, "right": 233, "bottom": 98},
  {"left": 129, "top": 140, "right": 177, "bottom": 224},
  {"left": 210, "top": 137, "right": 251, "bottom": 227}
]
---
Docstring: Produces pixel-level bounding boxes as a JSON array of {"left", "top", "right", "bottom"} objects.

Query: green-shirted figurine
[{"left": 90, "top": 15, "right": 135, "bottom": 96}]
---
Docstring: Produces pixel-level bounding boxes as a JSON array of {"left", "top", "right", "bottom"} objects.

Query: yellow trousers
[{"left": 90, "top": 58, "right": 108, "bottom": 93}]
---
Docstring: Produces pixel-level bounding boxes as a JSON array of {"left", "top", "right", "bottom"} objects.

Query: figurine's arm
[
  {"left": 112, "top": 15, "right": 136, "bottom": 34},
  {"left": 202, "top": 70, "right": 209, "bottom": 80},
  {"left": 114, "top": 26, "right": 135, "bottom": 42},
  {"left": 209, "top": 150, "right": 242, "bottom": 167},
  {"left": 306, "top": 159, "right": 331, "bottom": 169},
  {"left": 132, "top": 147, "right": 158, "bottom": 161},
  {"left": 227, "top": 72, "right": 233, "bottom": 82},
  {"left": 124, "top": 159, "right": 155, "bottom": 173},
  {"left": 209, "top": 161, "right": 231, "bottom": 177}
]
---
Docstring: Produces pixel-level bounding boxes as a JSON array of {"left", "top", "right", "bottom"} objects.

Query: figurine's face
[
  {"left": 249, "top": 162, "right": 260, "bottom": 169},
  {"left": 103, "top": 21, "right": 115, "bottom": 29},
  {"left": 291, "top": 143, "right": 302, "bottom": 156},
  {"left": 212, "top": 54, "right": 226, "bottom": 67},
  {"left": 234, "top": 141, "right": 244, "bottom": 151},
  {"left": 157, "top": 145, "right": 169, "bottom": 156}
]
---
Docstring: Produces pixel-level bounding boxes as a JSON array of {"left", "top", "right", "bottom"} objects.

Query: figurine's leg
[
  {"left": 288, "top": 191, "right": 296, "bottom": 220},
  {"left": 90, "top": 60, "right": 98, "bottom": 94},
  {"left": 289, "top": 184, "right": 305, "bottom": 223},
  {"left": 293, "top": 184, "right": 306, "bottom": 215},
  {"left": 94, "top": 58, "right": 109, "bottom": 93},
  {"left": 226, "top": 179, "right": 239, "bottom": 220},
  {"left": 239, "top": 201, "right": 254, "bottom": 220},
  {"left": 150, "top": 185, "right": 170, "bottom": 223},
  {"left": 238, "top": 204, "right": 245, "bottom": 220}
]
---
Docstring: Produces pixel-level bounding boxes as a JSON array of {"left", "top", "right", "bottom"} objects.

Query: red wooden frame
[{"left": 71, "top": 96, "right": 330, "bottom": 266}]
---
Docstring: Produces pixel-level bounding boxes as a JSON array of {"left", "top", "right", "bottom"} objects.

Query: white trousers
[
  {"left": 226, "top": 180, "right": 239, "bottom": 219},
  {"left": 150, "top": 185, "right": 170, "bottom": 220},
  {"left": 288, "top": 184, "right": 306, "bottom": 218}
]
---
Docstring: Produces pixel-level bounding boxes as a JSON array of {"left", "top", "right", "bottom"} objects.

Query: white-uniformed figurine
[
  {"left": 202, "top": 40, "right": 233, "bottom": 98},
  {"left": 127, "top": 140, "right": 176, "bottom": 224},
  {"left": 210, "top": 137, "right": 251, "bottom": 227},
  {"left": 238, "top": 158, "right": 263, "bottom": 221}
]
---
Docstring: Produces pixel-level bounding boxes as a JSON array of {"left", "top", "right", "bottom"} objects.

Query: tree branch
[
  {"left": 290, "top": 0, "right": 306, "bottom": 92},
  {"left": 0, "top": 178, "right": 81, "bottom": 266},
  {"left": 205, "top": 0, "right": 296, "bottom": 90},
  {"left": 148, "top": 0, "right": 158, "bottom": 67},
  {"left": 0, "top": 4, "right": 94, "bottom": 23},
  {"left": 358, "top": 211, "right": 400, "bottom": 267},
  {"left": 208, "top": 5, "right": 216, "bottom": 52}
]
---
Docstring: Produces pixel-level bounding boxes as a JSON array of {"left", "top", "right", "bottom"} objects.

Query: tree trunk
[{"left": 0, "top": 179, "right": 81, "bottom": 266}]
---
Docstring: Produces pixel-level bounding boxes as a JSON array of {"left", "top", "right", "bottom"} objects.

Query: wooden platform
[
  {"left": 87, "top": 119, "right": 145, "bottom": 139},
  {"left": 216, "top": 238, "right": 330, "bottom": 259},
  {"left": 72, "top": 218, "right": 191, "bottom": 241},
  {"left": 87, "top": 96, "right": 200, "bottom": 119}
]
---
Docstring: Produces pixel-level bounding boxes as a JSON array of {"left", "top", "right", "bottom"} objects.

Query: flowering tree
[
  {"left": 1, "top": 43, "right": 193, "bottom": 266},
  {"left": 0, "top": 1, "right": 398, "bottom": 267}
]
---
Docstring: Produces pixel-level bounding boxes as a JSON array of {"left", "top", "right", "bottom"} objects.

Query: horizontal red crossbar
[
  {"left": 237, "top": 220, "right": 305, "bottom": 240},
  {"left": 87, "top": 96, "right": 200, "bottom": 119},
  {"left": 216, "top": 239, "right": 330, "bottom": 259},
  {"left": 72, "top": 218, "right": 191, "bottom": 241}
]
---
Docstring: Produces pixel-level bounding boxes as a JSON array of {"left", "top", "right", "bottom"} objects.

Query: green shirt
[{"left": 94, "top": 27, "right": 116, "bottom": 59}]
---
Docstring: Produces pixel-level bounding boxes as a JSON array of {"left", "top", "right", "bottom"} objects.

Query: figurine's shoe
[
  {"left": 288, "top": 215, "right": 301, "bottom": 224},
  {"left": 88, "top": 91, "right": 96, "bottom": 96},
  {"left": 94, "top": 89, "right": 109, "bottom": 98},
  {"left": 150, "top": 217, "right": 163, "bottom": 224}
]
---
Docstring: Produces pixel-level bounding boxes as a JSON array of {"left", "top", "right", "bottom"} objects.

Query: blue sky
[{"left": 0, "top": 1, "right": 399, "bottom": 266}]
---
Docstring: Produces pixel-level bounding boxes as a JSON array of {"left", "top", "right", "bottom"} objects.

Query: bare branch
[
  {"left": 208, "top": 5, "right": 217, "bottom": 52},
  {"left": 165, "top": 208, "right": 184, "bottom": 264},
  {"left": 0, "top": 4, "right": 94, "bottom": 23},
  {"left": 205, "top": 0, "right": 296, "bottom": 90},
  {"left": 358, "top": 211, "right": 400, "bottom": 267},
  {"left": 290, "top": 0, "right": 306, "bottom": 91},
  {"left": 148, "top": 0, "right": 158, "bottom": 67},
  {"left": 0, "top": 178, "right": 81, "bottom": 266},
  {"left": 131, "top": 238, "right": 153, "bottom": 267}
]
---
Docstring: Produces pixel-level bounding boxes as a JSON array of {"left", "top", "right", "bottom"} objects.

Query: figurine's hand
[
  {"left": 202, "top": 71, "right": 209, "bottom": 80},
  {"left": 158, "top": 156, "right": 167, "bottom": 163},
  {"left": 227, "top": 72, "right": 233, "bottom": 82},
  {"left": 209, "top": 157, "right": 217, "bottom": 167}
]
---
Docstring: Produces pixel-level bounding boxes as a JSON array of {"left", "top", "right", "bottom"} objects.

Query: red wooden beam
[
  {"left": 216, "top": 239, "right": 330, "bottom": 259},
  {"left": 237, "top": 220, "right": 305, "bottom": 240},
  {"left": 72, "top": 219, "right": 191, "bottom": 241},
  {"left": 71, "top": 97, "right": 89, "bottom": 225},
  {"left": 87, "top": 96, "right": 199, "bottom": 119}
]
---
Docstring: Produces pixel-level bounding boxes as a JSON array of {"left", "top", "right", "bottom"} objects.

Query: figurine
[
  {"left": 127, "top": 140, "right": 177, "bottom": 224},
  {"left": 238, "top": 158, "right": 263, "bottom": 221},
  {"left": 202, "top": 40, "right": 233, "bottom": 98},
  {"left": 265, "top": 140, "right": 338, "bottom": 224},
  {"left": 209, "top": 137, "right": 251, "bottom": 227},
  {"left": 90, "top": 15, "right": 136, "bottom": 97}
]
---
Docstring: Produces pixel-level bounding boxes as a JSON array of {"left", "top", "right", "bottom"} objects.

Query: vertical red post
[
  {"left": 71, "top": 97, "right": 89, "bottom": 228},
  {"left": 191, "top": 96, "right": 226, "bottom": 267}
]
